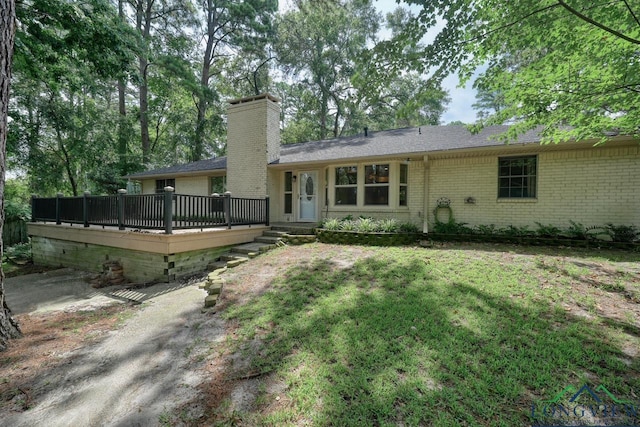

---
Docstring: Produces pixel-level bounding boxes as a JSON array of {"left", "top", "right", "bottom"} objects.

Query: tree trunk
[
  {"left": 192, "top": 0, "right": 217, "bottom": 163},
  {"left": 136, "top": 0, "right": 152, "bottom": 165},
  {"left": 139, "top": 56, "right": 150, "bottom": 164},
  {"left": 117, "top": 0, "right": 129, "bottom": 174},
  {"left": 0, "top": 0, "right": 22, "bottom": 351}
]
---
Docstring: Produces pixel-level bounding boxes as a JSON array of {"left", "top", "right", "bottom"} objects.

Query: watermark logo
[{"left": 530, "top": 384, "right": 639, "bottom": 426}]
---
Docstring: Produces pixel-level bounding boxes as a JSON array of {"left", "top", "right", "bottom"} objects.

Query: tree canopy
[
  {"left": 5, "top": 0, "right": 451, "bottom": 196},
  {"left": 374, "top": 0, "right": 640, "bottom": 143}
]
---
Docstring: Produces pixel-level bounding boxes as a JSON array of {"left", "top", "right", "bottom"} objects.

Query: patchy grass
[{"left": 212, "top": 243, "right": 640, "bottom": 426}]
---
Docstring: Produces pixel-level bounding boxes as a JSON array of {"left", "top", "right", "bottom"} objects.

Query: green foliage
[
  {"left": 398, "top": 221, "right": 420, "bottom": 233},
  {"left": 321, "top": 218, "right": 341, "bottom": 231},
  {"left": 378, "top": 218, "right": 399, "bottom": 233},
  {"left": 354, "top": 217, "right": 377, "bottom": 233},
  {"left": 474, "top": 223, "right": 498, "bottom": 235},
  {"left": 3, "top": 242, "right": 32, "bottom": 262},
  {"left": 432, "top": 220, "right": 640, "bottom": 245},
  {"left": 321, "top": 217, "right": 419, "bottom": 234},
  {"left": 433, "top": 220, "right": 473, "bottom": 235},
  {"left": 4, "top": 201, "right": 30, "bottom": 222},
  {"left": 377, "top": 0, "right": 640, "bottom": 142},
  {"left": 339, "top": 219, "right": 357, "bottom": 232},
  {"left": 276, "top": 1, "right": 449, "bottom": 144},
  {"left": 565, "top": 220, "right": 590, "bottom": 240},
  {"left": 603, "top": 224, "right": 639, "bottom": 243}
]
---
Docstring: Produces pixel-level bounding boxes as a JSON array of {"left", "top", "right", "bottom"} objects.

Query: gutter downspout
[{"left": 423, "top": 155, "right": 429, "bottom": 234}]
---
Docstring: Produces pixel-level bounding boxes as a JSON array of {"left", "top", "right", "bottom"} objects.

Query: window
[
  {"left": 210, "top": 176, "right": 226, "bottom": 194},
  {"left": 498, "top": 156, "right": 537, "bottom": 198},
  {"left": 335, "top": 166, "right": 357, "bottom": 205},
  {"left": 364, "top": 164, "right": 389, "bottom": 205},
  {"left": 399, "top": 163, "right": 408, "bottom": 206},
  {"left": 284, "top": 171, "right": 293, "bottom": 214},
  {"left": 155, "top": 178, "right": 175, "bottom": 193}
]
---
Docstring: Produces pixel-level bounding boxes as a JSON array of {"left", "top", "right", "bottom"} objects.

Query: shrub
[
  {"left": 339, "top": 220, "right": 357, "bottom": 231},
  {"left": 498, "top": 225, "right": 533, "bottom": 237},
  {"left": 535, "top": 222, "right": 563, "bottom": 238},
  {"left": 603, "top": 224, "right": 639, "bottom": 243},
  {"left": 474, "top": 224, "right": 498, "bottom": 235},
  {"left": 379, "top": 218, "right": 400, "bottom": 233},
  {"left": 355, "top": 217, "right": 377, "bottom": 233},
  {"left": 565, "top": 221, "right": 589, "bottom": 240},
  {"left": 320, "top": 217, "right": 419, "bottom": 235},
  {"left": 399, "top": 222, "right": 420, "bottom": 233},
  {"left": 4, "top": 242, "right": 32, "bottom": 262},
  {"left": 433, "top": 220, "right": 474, "bottom": 235},
  {"left": 322, "top": 218, "right": 341, "bottom": 231}
]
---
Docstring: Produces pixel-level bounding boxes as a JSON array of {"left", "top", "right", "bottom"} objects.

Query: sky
[{"left": 278, "top": 0, "right": 479, "bottom": 124}]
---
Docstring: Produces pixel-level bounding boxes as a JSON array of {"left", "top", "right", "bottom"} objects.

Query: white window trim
[{"left": 329, "top": 161, "right": 409, "bottom": 210}]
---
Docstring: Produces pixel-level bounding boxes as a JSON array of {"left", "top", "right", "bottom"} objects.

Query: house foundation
[{"left": 28, "top": 223, "right": 267, "bottom": 282}]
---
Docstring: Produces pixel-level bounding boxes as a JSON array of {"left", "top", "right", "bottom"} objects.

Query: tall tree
[
  {"left": 375, "top": 0, "right": 640, "bottom": 143},
  {"left": 10, "top": 0, "right": 137, "bottom": 195},
  {"left": 276, "top": 2, "right": 450, "bottom": 144},
  {"left": 126, "top": 0, "right": 194, "bottom": 165},
  {"left": 191, "top": 0, "right": 277, "bottom": 161},
  {"left": 276, "top": 0, "right": 381, "bottom": 141},
  {"left": 0, "top": 0, "right": 21, "bottom": 351}
]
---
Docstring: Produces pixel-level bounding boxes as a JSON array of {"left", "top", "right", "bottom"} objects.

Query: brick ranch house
[{"left": 128, "top": 93, "right": 640, "bottom": 233}]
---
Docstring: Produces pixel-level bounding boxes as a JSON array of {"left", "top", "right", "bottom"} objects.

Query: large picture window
[
  {"left": 364, "top": 164, "right": 389, "bottom": 205},
  {"left": 498, "top": 156, "right": 537, "bottom": 198},
  {"left": 335, "top": 166, "right": 358, "bottom": 205},
  {"left": 155, "top": 178, "right": 175, "bottom": 193}
]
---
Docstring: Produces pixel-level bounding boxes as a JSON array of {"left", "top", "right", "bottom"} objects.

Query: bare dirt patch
[{"left": 0, "top": 304, "right": 137, "bottom": 413}]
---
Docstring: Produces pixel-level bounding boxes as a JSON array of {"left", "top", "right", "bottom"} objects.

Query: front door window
[{"left": 299, "top": 171, "right": 318, "bottom": 221}]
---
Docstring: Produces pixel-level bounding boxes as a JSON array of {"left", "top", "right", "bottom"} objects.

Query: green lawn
[{"left": 218, "top": 244, "right": 640, "bottom": 426}]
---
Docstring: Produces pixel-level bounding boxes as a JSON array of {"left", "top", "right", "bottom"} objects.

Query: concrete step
[
  {"left": 271, "top": 225, "right": 316, "bottom": 235},
  {"left": 254, "top": 236, "right": 282, "bottom": 244},
  {"left": 232, "top": 242, "right": 275, "bottom": 254},
  {"left": 220, "top": 252, "right": 249, "bottom": 262},
  {"left": 207, "top": 260, "right": 228, "bottom": 270},
  {"left": 263, "top": 230, "right": 288, "bottom": 238}
]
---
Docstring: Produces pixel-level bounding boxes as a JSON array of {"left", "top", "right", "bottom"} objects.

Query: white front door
[{"left": 298, "top": 171, "right": 318, "bottom": 222}]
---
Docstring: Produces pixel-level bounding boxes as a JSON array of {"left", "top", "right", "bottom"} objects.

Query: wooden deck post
[
  {"left": 164, "top": 186, "right": 174, "bottom": 234},
  {"left": 83, "top": 191, "right": 91, "bottom": 227},
  {"left": 224, "top": 191, "right": 232, "bottom": 229},
  {"left": 56, "top": 193, "right": 63, "bottom": 225},
  {"left": 117, "top": 189, "right": 127, "bottom": 230}
]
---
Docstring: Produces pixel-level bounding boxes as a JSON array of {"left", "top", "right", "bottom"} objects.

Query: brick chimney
[{"left": 226, "top": 94, "right": 280, "bottom": 198}]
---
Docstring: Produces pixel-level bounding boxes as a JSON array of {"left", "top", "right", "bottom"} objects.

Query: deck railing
[{"left": 31, "top": 187, "right": 270, "bottom": 234}]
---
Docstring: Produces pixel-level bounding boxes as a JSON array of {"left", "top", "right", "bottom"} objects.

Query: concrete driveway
[
  {"left": 1, "top": 268, "right": 222, "bottom": 427},
  {"left": 4, "top": 268, "right": 195, "bottom": 314}
]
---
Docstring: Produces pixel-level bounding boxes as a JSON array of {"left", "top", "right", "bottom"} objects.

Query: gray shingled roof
[
  {"left": 278, "top": 125, "right": 541, "bottom": 164},
  {"left": 128, "top": 125, "right": 542, "bottom": 178},
  {"left": 127, "top": 156, "right": 227, "bottom": 179}
]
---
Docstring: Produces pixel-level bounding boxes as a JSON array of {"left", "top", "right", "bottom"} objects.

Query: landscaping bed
[
  {"left": 317, "top": 217, "right": 420, "bottom": 246},
  {"left": 427, "top": 233, "right": 640, "bottom": 251}
]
